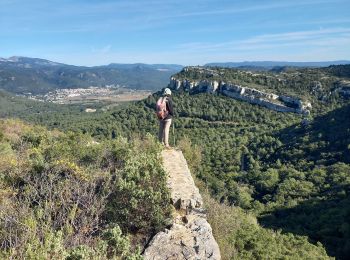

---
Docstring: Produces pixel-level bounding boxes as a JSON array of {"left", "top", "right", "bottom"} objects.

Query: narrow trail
[
  {"left": 163, "top": 149, "right": 203, "bottom": 210},
  {"left": 143, "top": 149, "right": 221, "bottom": 260}
]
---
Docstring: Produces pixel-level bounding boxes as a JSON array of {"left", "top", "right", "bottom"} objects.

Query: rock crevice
[{"left": 143, "top": 149, "right": 221, "bottom": 260}]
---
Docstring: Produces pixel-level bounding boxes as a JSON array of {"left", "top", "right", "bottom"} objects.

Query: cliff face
[
  {"left": 169, "top": 68, "right": 312, "bottom": 115},
  {"left": 143, "top": 149, "right": 221, "bottom": 260},
  {"left": 336, "top": 80, "right": 350, "bottom": 97}
]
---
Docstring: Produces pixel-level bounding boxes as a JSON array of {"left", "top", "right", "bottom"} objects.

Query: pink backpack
[{"left": 156, "top": 97, "right": 168, "bottom": 120}]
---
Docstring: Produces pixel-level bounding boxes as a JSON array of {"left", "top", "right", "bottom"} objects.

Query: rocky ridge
[
  {"left": 169, "top": 67, "right": 312, "bottom": 115},
  {"left": 143, "top": 149, "right": 221, "bottom": 260}
]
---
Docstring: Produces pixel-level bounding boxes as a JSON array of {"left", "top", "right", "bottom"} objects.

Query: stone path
[
  {"left": 163, "top": 149, "right": 203, "bottom": 210},
  {"left": 143, "top": 149, "right": 221, "bottom": 260}
]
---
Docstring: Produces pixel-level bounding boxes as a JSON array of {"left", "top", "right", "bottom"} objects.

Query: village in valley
[{"left": 20, "top": 85, "right": 151, "bottom": 106}]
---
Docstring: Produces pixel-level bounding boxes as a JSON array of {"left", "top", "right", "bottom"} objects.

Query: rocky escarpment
[
  {"left": 143, "top": 149, "right": 221, "bottom": 260},
  {"left": 336, "top": 80, "right": 350, "bottom": 97},
  {"left": 169, "top": 67, "right": 312, "bottom": 115}
]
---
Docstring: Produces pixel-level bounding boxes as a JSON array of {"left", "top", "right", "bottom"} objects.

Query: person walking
[{"left": 156, "top": 88, "right": 174, "bottom": 148}]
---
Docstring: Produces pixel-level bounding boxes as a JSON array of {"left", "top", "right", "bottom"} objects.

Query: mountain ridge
[
  {"left": 0, "top": 56, "right": 183, "bottom": 69},
  {"left": 205, "top": 60, "right": 350, "bottom": 68},
  {"left": 2, "top": 56, "right": 349, "bottom": 95},
  {"left": 0, "top": 56, "right": 183, "bottom": 94}
]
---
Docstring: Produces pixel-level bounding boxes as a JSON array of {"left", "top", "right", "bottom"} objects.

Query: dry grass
[{"left": 201, "top": 190, "right": 239, "bottom": 260}]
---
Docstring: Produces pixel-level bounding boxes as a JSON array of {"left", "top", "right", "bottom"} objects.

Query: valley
[{"left": 22, "top": 86, "right": 151, "bottom": 106}]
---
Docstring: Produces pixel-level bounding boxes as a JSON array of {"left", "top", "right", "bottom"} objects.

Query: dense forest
[{"left": 1, "top": 65, "right": 349, "bottom": 259}]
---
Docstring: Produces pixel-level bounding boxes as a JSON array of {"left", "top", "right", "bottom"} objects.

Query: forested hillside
[
  {"left": 1, "top": 65, "right": 349, "bottom": 259},
  {"left": 1, "top": 96, "right": 333, "bottom": 260}
]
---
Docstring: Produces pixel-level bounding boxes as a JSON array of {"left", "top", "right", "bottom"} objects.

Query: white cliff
[
  {"left": 336, "top": 80, "right": 350, "bottom": 97},
  {"left": 169, "top": 74, "right": 312, "bottom": 115}
]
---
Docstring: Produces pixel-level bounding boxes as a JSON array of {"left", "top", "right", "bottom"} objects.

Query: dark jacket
[{"left": 164, "top": 96, "right": 174, "bottom": 120}]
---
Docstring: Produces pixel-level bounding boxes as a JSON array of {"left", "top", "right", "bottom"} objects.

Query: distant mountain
[
  {"left": 0, "top": 56, "right": 183, "bottom": 94},
  {"left": 104, "top": 63, "right": 183, "bottom": 71},
  {"left": 205, "top": 60, "right": 350, "bottom": 69}
]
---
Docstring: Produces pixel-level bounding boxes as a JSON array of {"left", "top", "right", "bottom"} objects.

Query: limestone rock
[
  {"left": 337, "top": 80, "right": 350, "bottom": 97},
  {"left": 143, "top": 150, "right": 221, "bottom": 260},
  {"left": 163, "top": 150, "right": 203, "bottom": 210},
  {"left": 143, "top": 216, "right": 221, "bottom": 260},
  {"left": 169, "top": 72, "right": 312, "bottom": 115}
]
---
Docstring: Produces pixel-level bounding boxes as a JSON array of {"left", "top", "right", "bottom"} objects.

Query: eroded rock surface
[
  {"left": 163, "top": 149, "right": 203, "bottom": 210},
  {"left": 169, "top": 67, "right": 312, "bottom": 115},
  {"left": 143, "top": 149, "right": 221, "bottom": 260}
]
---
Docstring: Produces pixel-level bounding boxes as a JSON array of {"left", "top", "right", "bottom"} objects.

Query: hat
[{"left": 163, "top": 88, "right": 172, "bottom": 96}]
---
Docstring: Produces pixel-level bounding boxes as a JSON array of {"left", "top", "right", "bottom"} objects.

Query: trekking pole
[{"left": 173, "top": 120, "right": 176, "bottom": 147}]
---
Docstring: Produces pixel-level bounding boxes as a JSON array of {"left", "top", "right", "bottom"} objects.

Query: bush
[
  {"left": 105, "top": 135, "right": 171, "bottom": 234},
  {"left": 0, "top": 120, "right": 171, "bottom": 258}
]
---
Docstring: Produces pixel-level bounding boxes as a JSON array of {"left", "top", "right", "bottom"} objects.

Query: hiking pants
[{"left": 158, "top": 119, "right": 172, "bottom": 146}]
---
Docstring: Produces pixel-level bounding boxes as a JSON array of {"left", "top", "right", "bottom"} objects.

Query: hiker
[{"left": 156, "top": 88, "right": 174, "bottom": 148}]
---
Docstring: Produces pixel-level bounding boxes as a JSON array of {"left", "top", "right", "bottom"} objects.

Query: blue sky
[{"left": 1, "top": 0, "right": 350, "bottom": 66}]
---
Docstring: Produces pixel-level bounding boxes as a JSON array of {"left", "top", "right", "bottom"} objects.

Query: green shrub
[
  {"left": 105, "top": 135, "right": 171, "bottom": 233},
  {"left": 0, "top": 120, "right": 170, "bottom": 258}
]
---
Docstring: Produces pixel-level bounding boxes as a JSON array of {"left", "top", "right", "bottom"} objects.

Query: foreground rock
[{"left": 143, "top": 149, "right": 221, "bottom": 260}]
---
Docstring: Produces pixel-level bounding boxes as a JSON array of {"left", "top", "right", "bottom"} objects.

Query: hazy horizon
[{"left": 2, "top": 55, "right": 350, "bottom": 67}]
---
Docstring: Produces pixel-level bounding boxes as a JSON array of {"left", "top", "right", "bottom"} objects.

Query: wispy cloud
[
  {"left": 177, "top": 28, "right": 350, "bottom": 52},
  {"left": 243, "top": 28, "right": 350, "bottom": 44},
  {"left": 179, "top": 17, "right": 350, "bottom": 35},
  {"left": 150, "top": 0, "right": 347, "bottom": 20},
  {"left": 2, "top": 0, "right": 348, "bottom": 33},
  {"left": 91, "top": 45, "right": 112, "bottom": 54}
]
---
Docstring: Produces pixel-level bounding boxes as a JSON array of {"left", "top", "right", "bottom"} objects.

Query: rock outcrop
[
  {"left": 169, "top": 68, "right": 312, "bottom": 115},
  {"left": 336, "top": 80, "right": 350, "bottom": 97},
  {"left": 143, "top": 149, "right": 221, "bottom": 260}
]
